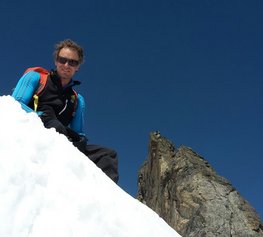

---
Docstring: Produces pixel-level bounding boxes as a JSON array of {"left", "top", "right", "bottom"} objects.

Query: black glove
[
  {"left": 65, "top": 127, "right": 88, "bottom": 153},
  {"left": 66, "top": 127, "right": 82, "bottom": 142},
  {"left": 72, "top": 135, "right": 87, "bottom": 153}
]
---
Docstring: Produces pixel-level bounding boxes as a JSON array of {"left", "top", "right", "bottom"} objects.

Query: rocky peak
[{"left": 137, "top": 132, "right": 263, "bottom": 236}]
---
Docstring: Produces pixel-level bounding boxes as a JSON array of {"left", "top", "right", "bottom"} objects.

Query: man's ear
[{"left": 75, "top": 65, "right": 80, "bottom": 72}]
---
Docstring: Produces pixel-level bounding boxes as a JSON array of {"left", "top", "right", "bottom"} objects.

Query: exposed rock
[{"left": 137, "top": 132, "right": 263, "bottom": 237}]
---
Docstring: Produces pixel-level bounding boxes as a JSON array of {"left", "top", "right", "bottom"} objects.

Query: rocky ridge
[{"left": 137, "top": 132, "right": 263, "bottom": 237}]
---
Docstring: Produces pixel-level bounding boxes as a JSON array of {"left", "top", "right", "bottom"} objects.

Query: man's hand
[
  {"left": 72, "top": 135, "right": 87, "bottom": 153},
  {"left": 64, "top": 127, "right": 87, "bottom": 152}
]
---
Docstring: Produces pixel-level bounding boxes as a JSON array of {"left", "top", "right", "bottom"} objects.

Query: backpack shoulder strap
[
  {"left": 72, "top": 89, "right": 78, "bottom": 114},
  {"left": 24, "top": 67, "right": 49, "bottom": 111},
  {"left": 24, "top": 67, "right": 49, "bottom": 96}
]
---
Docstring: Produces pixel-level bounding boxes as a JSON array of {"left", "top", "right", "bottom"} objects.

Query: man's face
[{"left": 55, "top": 47, "right": 80, "bottom": 81}]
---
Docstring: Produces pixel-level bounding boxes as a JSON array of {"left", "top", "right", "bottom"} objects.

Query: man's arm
[
  {"left": 12, "top": 71, "right": 40, "bottom": 113},
  {"left": 70, "top": 93, "right": 85, "bottom": 135}
]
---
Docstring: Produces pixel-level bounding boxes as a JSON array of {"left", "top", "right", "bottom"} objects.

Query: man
[{"left": 12, "top": 39, "right": 119, "bottom": 183}]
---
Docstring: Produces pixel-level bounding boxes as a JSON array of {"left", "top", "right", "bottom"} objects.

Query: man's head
[
  {"left": 54, "top": 39, "right": 84, "bottom": 83},
  {"left": 54, "top": 39, "right": 84, "bottom": 64}
]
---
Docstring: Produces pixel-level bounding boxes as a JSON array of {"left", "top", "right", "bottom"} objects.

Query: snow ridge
[{"left": 0, "top": 96, "right": 180, "bottom": 237}]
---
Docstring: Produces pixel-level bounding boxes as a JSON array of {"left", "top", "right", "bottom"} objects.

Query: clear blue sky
[{"left": 1, "top": 0, "right": 262, "bottom": 218}]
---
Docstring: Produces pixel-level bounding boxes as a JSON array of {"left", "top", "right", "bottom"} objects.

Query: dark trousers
[{"left": 82, "top": 144, "right": 119, "bottom": 183}]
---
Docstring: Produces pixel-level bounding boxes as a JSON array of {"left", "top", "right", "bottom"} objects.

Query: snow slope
[{"left": 0, "top": 96, "right": 180, "bottom": 237}]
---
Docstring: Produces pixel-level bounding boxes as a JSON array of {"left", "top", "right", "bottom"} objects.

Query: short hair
[{"left": 53, "top": 39, "right": 84, "bottom": 64}]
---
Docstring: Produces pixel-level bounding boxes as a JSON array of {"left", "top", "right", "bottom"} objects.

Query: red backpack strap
[
  {"left": 24, "top": 67, "right": 49, "bottom": 111},
  {"left": 72, "top": 90, "right": 78, "bottom": 114},
  {"left": 24, "top": 67, "right": 49, "bottom": 96}
]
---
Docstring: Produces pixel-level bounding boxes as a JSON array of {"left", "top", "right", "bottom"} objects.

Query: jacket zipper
[{"left": 59, "top": 99, "right": 68, "bottom": 115}]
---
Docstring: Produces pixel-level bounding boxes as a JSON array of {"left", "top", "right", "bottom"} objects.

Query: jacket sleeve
[
  {"left": 70, "top": 93, "right": 85, "bottom": 135},
  {"left": 12, "top": 71, "right": 40, "bottom": 113}
]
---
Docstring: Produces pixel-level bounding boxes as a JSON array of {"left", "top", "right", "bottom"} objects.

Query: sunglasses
[{"left": 56, "top": 56, "right": 79, "bottom": 67}]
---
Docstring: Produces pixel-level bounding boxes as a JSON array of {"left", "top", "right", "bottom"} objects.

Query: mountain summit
[{"left": 138, "top": 132, "right": 263, "bottom": 236}]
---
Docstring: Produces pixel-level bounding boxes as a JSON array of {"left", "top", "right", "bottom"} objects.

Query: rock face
[{"left": 137, "top": 132, "right": 263, "bottom": 237}]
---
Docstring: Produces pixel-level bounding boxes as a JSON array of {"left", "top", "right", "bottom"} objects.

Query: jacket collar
[{"left": 50, "top": 69, "right": 81, "bottom": 89}]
